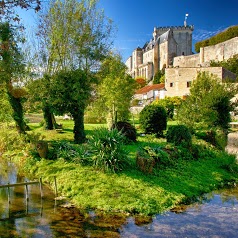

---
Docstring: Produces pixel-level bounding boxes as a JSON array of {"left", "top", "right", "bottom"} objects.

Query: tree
[
  {"left": 95, "top": 54, "right": 136, "bottom": 123},
  {"left": 49, "top": 69, "right": 93, "bottom": 143},
  {"left": 152, "top": 96, "right": 183, "bottom": 120},
  {"left": 177, "top": 72, "right": 238, "bottom": 133},
  {"left": 28, "top": 0, "right": 113, "bottom": 133},
  {"left": 0, "top": 22, "right": 27, "bottom": 133},
  {"left": 36, "top": 0, "right": 113, "bottom": 73},
  {"left": 0, "top": 83, "right": 13, "bottom": 122},
  {"left": 26, "top": 75, "right": 55, "bottom": 129},
  {"left": 139, "top": 104, "right": 167, "bottom": 137},
  {"left": 135, "top": 77, "right": 146, "bottom": 89},
  {"left": 153, "top": 69, "right": 165, "bottom": 84},
  {"left": 0, "top": 0, "right": 41, "bottom": 22}
]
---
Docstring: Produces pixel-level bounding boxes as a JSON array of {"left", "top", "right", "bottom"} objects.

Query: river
[{"left": 1, "top": 159, "right": 238, "bottom": 237}]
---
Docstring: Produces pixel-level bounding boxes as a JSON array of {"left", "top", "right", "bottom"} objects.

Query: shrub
[
  {"left": 39, "top": 140, "right": 91, "bottom": 165},
  {"left": 136, "top": 146, "right": 172, "bottom": 173},
  {"left": 166, "top": 125, "right": 192, "bottom": 146},
  {"left": 0, "top": 124, "right": 26, "bottom": 152},
  {"left": 139, "top": 104, "right": 167, "bottom": 137},
  {"left": 88, "top": 127, "right": 129, "bottom": 172},
  {"left": 111, "top": 121, "right": 137, "bottom": 142},
  {"left": 196, "top": 129, "right": 227, "bottom": 150}
]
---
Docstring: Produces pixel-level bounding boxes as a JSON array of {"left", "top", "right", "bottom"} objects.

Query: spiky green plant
[{"left": 88, "top": 127, "right": 129, "bottom": 172}]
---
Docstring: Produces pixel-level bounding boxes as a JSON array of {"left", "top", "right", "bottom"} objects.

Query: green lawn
[{"left": 14, "top": 118, "right": 238, "bottom": 215}]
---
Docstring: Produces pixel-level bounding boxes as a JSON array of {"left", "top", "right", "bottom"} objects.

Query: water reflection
[
  {"left": 120, "top": 188, "right": 238, "bottom": 238},
  {"left": 1, "top": 158, "right": 238, "bottom": 237}
]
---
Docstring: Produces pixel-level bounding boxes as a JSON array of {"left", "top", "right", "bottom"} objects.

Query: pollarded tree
[
  {"left": 177, "top": 72, "right": 238, "bottom": 133},
  {"left": 49, "top": 69, "right": 93, "bottom": 143},
  {"left": 0, "top": 22, "right": 27, "bottom": 133},
  {"left": 28, "top": 0, "right": 114, "bottom": 134}
]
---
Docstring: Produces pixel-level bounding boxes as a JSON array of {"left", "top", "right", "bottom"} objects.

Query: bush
[
  {"left": 136, "top": 146, "right": 174, "bottom": 173},
  {"left": 111, "top": 121, "right": 137, "bottom": 142},
  {"left": 196, "top": 129, "right": 227, "bottom": 150},
  {"left": 88, "top": 127, "right": 129, "bottom": 172},
  {"left": 139, "top": 105, "right": 167, "bottom": 137},
  {"left": 166, "top": 125, "right": 192, "bottom": 146},
  {"left": 0, "top": 124, "right": 26, "bottom": 152}
]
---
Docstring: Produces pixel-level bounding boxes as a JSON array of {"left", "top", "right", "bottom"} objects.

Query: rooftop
[{"left": 136, "top": 84, "right": 165, "bottom": 94}]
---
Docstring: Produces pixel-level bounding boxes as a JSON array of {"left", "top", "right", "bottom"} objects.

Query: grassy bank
[{"left": 2, "top": 119, "right": 238, "bottom": 215}]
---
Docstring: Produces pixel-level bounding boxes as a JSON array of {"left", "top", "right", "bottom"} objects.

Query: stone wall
[
  {"left": 202, "top": 37, "right": 238, "bottom": 64},
  {"left": 173, "top": 37, "right": 238, "bottom": 68},
  {"left": 173, "top": 54, "right": 200, "bottom": 67},
  {"left": 165, "top": 67, "right": 228, "bottom": 97}
]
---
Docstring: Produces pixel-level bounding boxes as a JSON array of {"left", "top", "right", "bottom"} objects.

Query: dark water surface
[{"left": 1, "top": 159, "right": 238, "bottom": 238}]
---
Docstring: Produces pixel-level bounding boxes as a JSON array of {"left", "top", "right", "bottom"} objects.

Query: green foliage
[
  {"left": 0, "top": 84, "right": 13, "bottom": 122},
  {"left": 195, "top": 25, "right": 238, "bottom": 53},
  {"left": 94, "top": 54, "right": 136, "bottom": 122},
  {"left": 177, "top": 72, "right": 238, "bottom": 132},
  {"left": 152, "top": 96, "right": 183, "bottom": 120},
  {"left": 136, "top": 146, "right": 171, "bottom": 173},
  {"left": 153, "top": 69, "right": 165, "bottom": 84},
  {"left": 196, "top": 129, "right": 227, "bottom": 150},
  {"left": 0, "top": 22, "right": 27, "bottom": 133},
  {"left": 210, "top": 54, "right": 238, "bottom": 77},
  {"left": 37, "top": 0, "right": 113, "bottom": 73},
  {"left": 111, "top": 121, "right": 137, "bottom": 142},
  {"left": 4, "top": 122, "right": 238, "bottom": 215},
  {"left": 0, "top": 124, "right": 26, "bottom": 152},
  {"left": 49, "top": 69, "right": 92, "bottom": 143},
  {"left": 88, "top": 127, "right": 129, "bottom": 173},
  {"left": 166, "top": 125, "right": 192, "bottom": 146},
  {"left": 139, "top": 104, "right": 167, "bottom": 136}
]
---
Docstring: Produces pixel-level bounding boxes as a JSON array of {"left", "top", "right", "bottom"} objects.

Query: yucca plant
[{"left": 88, "top": 127, "right": 129, "bottom": 172}]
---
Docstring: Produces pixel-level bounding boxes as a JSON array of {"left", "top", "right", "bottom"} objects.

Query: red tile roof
[{"left": 136, "top": 84, "right": 165, "bottom": 94}]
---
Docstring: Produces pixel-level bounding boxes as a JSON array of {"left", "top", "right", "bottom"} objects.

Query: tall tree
[
  {"left": 0, "top": 0, "right": 41, "bottom": 22},
  {"left": 95, "top": 54, "right": 136, "bottom": 124},
  {"left": 0, "top": 22, "right": 27, "bottom": 133},
  {"left": 36, "top": 0, "right": 113, "bottom": 73},
  {"left": 28, "top": 0, "right": 114, "bottom": 141},
  {"left": 177, "top": 72, "right": 238, "bottom": 133}
]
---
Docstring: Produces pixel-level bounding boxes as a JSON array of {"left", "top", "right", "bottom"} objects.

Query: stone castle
[{"left": 126, "top": 23, "right": 238, "bottom": 99}]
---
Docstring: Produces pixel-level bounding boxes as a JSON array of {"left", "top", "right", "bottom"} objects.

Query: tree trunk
[
  {"left": 7, "top": 92, "right": 26, "bottom": 134},
  {"left": 72, "top": 109, "right": 86, "bottom": 144},
  {"left": 42, "top": 104, "right": 54, "bottom": 130}
]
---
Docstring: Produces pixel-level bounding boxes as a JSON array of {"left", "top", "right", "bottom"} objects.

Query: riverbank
[
  {"left": 2, "top": 122, "right": 238, "bottom": 215},
  {"left": 14, "top": 145, "right": 238, "bottom": 214},
  {"left": 22, "top": 153, "right": 238, "bottom": 216}
]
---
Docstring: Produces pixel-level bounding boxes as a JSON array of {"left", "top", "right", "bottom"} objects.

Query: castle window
[
  {"left": 187, "top": 81, "right": 192, "bottom": 88},
  {"left": 170, "top": 82, "right": 174, "bottom": 87}
]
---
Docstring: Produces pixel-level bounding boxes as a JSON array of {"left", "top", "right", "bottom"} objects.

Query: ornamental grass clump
[{"left": 88, "top": 127, "right": 129, "bottom": 173}]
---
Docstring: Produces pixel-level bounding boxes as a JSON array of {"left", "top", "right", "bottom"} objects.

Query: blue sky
[
  {"left": 19, "top": 0, "right": 238, "bottom": 62},
  {"left": 98, "top": 0, "right": 238, "bottom": 61}
]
